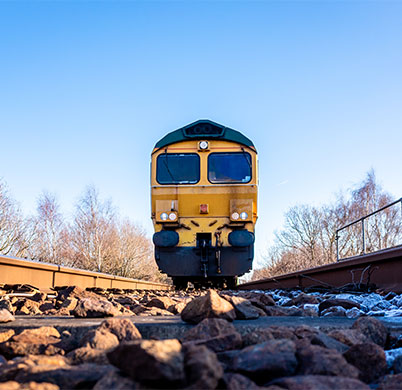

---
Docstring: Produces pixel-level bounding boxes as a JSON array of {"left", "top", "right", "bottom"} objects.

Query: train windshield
[
  {"left": 208, "top": 152, "right": 252, "bottom": 183},
  {"left": 156, "top": 153, "right": 200, "bottom": 184}
]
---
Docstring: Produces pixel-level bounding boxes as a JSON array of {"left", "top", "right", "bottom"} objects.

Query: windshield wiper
[{"left": 163, "top": 150, "right": 176, "bottom": 183}]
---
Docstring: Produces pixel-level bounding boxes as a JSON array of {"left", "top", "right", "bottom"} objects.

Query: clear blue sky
[{"left": 1, "top": 1, "right": 401, "bottom": 268}]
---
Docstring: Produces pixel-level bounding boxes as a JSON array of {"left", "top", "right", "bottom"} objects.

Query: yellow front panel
[{"left": 151, "top": 139, "right": 258, "bottom": 247}]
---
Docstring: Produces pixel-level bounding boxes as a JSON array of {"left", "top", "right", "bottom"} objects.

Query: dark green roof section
[{"left": 154, "top": 119, "right": 256, "bottom": 151}]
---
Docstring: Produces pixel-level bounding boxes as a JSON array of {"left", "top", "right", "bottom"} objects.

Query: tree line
[
  {"left": 0, "top": 181, "right": 166, "bottom": 282},
  {"left": 253, "top": 171, "right": 402, "bottom": 280}
]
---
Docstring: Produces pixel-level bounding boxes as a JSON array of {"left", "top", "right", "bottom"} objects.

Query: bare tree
[
  {"left": 337, "top": 170, "right": 402, "bottom": 256},
  {"left": 255, "top": 170, "right": 402, "bottom": 279},
  {"left": 30, "top": 192, "right": 67, "bottom": 264},
  {"left": 108, "top": 219, "right": 164, "bottom": 281},
  {"left": 276, "top": 205, "right": 323, "bottom": 266},
  {"left": 0, "top": 180, "right": 167, "bottom": 281},
  {"left": 0, "top": 180, "right": 30, "bottom": 257},
  {"left": 70, "top": 186, "right": 116, "bottom": 272}
]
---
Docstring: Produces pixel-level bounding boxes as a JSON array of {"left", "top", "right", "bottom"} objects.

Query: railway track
[
  {"left": 238, "top": 244, "right": 402, "bottom": 293},
  {"left": 1, "top": 252, "right": 402, "bottom": 389},
  {"left": 0, "top": 254, "right": 171, "bottom": 292}
]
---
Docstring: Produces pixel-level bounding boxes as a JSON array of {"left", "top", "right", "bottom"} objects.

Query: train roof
[{"left": 154, "top": 120, "right": 256, "bottom": 151}]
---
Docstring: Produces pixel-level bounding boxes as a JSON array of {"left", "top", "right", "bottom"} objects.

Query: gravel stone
[
  {"left": 0, "top": 309, "right": 14, "bottom": 323},
  {"left": 344, "top": 342, "right": 388, "bottom": 383},
  {"left": 73, "top": 297, "right": 120, "bottom": 318},
  {"left": 296, "top": 343, "right": 359, "bottom": 378},
  {"left": 232, "top": 339, "right": 298, "bottom": 383},
  {"left": 96, "top": 318, "right": 142, "bottom": 341},
  {"left": 183, "top": 343, "right": 223, "bottom": 389},
  {"left": 181, "top": 290, "right": 236, "bottom": 324},
  {"left": 107, "top": 339, "right": 185, "bottom": 387},
  {"left": 352, "top": 316, "right": 388, "bottom": 347},
  {"left": 181, "top": 318, "right": 242, "bottom": 352}
]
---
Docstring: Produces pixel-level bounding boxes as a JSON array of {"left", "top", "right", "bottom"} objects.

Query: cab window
[
  {"left": 208, "top": 152, "right": 252, "bottom": 183},
  {"left": 156, "top": 153, "right": 200, "bottom": 184}
]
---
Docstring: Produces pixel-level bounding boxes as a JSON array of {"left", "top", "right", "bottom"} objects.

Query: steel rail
[
  {"left": 239, "top": 244, "right": 402, "bottom": 293},
  {"left": 0, "top": 255, "right": 171, "bottom": 291}
]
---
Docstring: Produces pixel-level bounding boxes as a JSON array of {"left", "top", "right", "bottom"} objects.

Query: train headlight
[
  {"left": 240, "top": 212, "right": 248, "bottom": 220},
  {"left": 199, "top": 140, "right": 209, "bottom": 150},
  {"left": 160, "top": 212, "right": 168, "bottom": 221},
  {"left": 231, "top": 212, "right": 240, "bottom": 220},
  {"left": 168, "top": 212, "right": 177, "bottom": 221}
]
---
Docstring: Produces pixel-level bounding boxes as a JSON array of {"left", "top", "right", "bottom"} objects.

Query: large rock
[
  {"left": 183, "top": 343, "right": 223, "bottom": 389},
  {"left": 296, "top": 343, "right": 359, "bottom": 378},
  {"left": 318, "top": 298, "right": 360, "bottom": 314},
  {"left": 344, "top": 342, "right": 388, "bottom": 383},
  {"left": 0, "top": 309, "right": 14, "bottom": 323},
  {"left": 181, "top": 290, "right": 236, "bottom": 324},
  {"left": 268, "top": 375, "right": 370, "bottom": 389},
  {"left": 0, "top": 327, "right": 63, "bottom": 359},
  {"left": 221, "top": 295, "right": 261, "bottom": 320},
  {"left": 327, "top": 329, "right": 369, "bottom": 347},
  {"left": 107, "top": 339, "right": 185, "bottom": 387},
  {"left": 73, "top": 297, "right": 120, "bottom": 318},
  {"left": 352, "top": 316, "right": 388, "bottom": 347},
  {"left": 181, "top": 318, "right": 242, "bottom": 352},
  {"left": 97, "top": 318, "right": 142, "bottom": 341},
  {"left": 232, "top": 339, "right": 297, "bottom": 383}
]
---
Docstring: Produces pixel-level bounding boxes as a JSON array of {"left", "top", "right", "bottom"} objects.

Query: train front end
[{"left": 150, "top": 120, "right": 258, "bottom": 289}]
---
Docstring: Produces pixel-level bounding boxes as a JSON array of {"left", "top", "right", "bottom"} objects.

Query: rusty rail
[
  {"left": 239, "top": 245, "right": 402, "bottom": 293},
  {"left": 0, "top": 255, "right": 171, "bottom": 291}
]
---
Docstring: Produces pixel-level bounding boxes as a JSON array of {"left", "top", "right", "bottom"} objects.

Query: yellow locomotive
[{"left": 151, "top": 120, "right": 258, "bottom": 288}]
